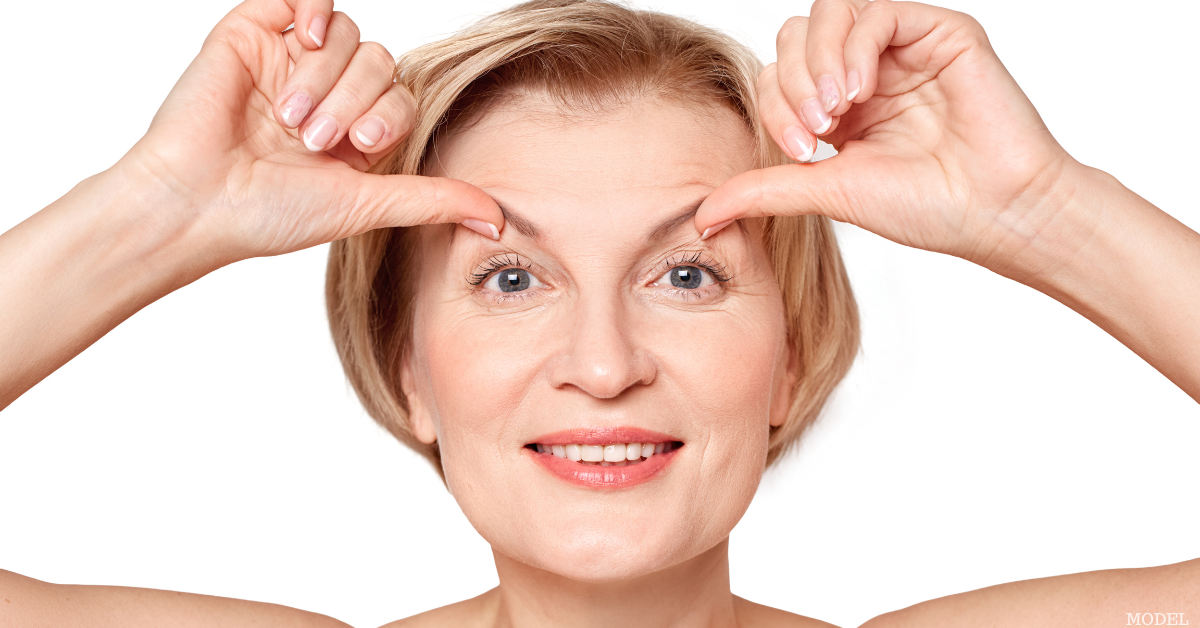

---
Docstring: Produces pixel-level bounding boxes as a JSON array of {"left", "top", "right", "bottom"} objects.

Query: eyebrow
[
  {"left": 498, "top": 204, "right": 543, "bottom": 240},
  {"left": 497, "top": 200, "right": 704, "bottom": 243}
]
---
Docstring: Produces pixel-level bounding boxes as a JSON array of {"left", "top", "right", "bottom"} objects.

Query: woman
[{"left": 1, "top": 0, "right": 1196, "bottom": 626}]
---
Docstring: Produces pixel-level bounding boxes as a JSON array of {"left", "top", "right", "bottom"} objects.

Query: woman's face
[{"left": 407, "top": 93, "right": 796, "bottom": 581}]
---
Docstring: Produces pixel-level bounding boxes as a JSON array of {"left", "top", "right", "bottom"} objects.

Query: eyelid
[
  {"left": 466, "top": 248, "right": 731, "bottom": 293},
  {"left": 467, "top": 253, "right": 536, "bottom": 286},
  {"left": 647, "top": 250, "right": 732, "bottom": 285},
  {"left": 483, "top": 267, "right": 546, "bottom": 294}
]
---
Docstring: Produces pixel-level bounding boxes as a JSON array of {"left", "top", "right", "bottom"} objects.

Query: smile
[
  {"left": 525, "top": 428, "right": 684, "bottom": 489},
  {"left": 528, "top": 441, "right": 682, "bottom": 466}
]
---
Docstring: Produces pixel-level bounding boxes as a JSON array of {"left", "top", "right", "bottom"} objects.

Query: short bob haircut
[{"left": 326, "top": 0, "right": 860, "bottom": 479}]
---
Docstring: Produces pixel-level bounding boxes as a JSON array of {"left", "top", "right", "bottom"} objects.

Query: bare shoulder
[
  {"left": 377, "top": 588, "right": 500, "bottom": 628},
  {"left": 859, "top": 557, "right": 1200, "bottom": 628},
  {"left": 0, "top": 569, "right": 350, "bottom": 628},
  {"left": 734, "top": 595, "right": 842, "bottom": 627}
]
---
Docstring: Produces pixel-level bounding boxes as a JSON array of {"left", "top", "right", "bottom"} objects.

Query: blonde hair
[{"left": 326, "top": 0, "right": 859, "bottom": 478}]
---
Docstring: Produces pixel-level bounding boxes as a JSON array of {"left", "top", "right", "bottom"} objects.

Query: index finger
[{"left": 227, "top": 0, "right": 333, "bottom": 49}]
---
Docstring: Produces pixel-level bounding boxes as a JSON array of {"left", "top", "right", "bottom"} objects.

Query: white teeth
[
  {"left": 534, "top": 441, "right": 678, "bottom": 464},
  {"left": 582, "top": 445, "right": 604, "bottom": 462},
  {"left": 603, "top": 444, "right": 626, "bottom": 462}
]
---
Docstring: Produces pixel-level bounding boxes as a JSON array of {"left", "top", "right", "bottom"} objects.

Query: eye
[
  {"left": 484, "top": 267, "right": 544, "bottom": 293},
  {"left": 654, "top": 265, "right": 715, "bottom": 290}
]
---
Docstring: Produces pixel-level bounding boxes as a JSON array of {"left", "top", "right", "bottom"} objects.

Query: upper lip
[{"left": 528, "top": 426, "right": 681, "bottom": 446}]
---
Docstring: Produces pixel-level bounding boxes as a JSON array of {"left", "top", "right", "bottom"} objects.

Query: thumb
[
  {"left": 307, "top": 168, "right": 506, "bottom": 241},
  {"left": 695, "top": 159, "right": 859, "bottom": 239}
]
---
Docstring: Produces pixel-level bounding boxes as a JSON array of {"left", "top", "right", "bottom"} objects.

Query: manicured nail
[
  {"left": 302, "top": 114, "right": 337, "bottom": 152},
  {"left": 461, "top": 218, "right": 500, "bottom": 240},
  {"left": 308, "top": 15, "right": 327, "bottom": 48},
  {"left": 782, "top": 126, "right": 815, "bottom": 162},
  {"left": 800, "top": 97, "right": 832, "bottom": 135},
  {"left": 817, "top": 75, "right": 840, "bottom": 112},
  {"left": 355, "top": 117, "right": 385, "bottom": 147},
  {"left": 845, "top": 69, "right": 861, "bottom": 102},
  {"left": 280, "top": 92, "right": 312, "bottom": 128},
  {"left": 701, "top": 219, "right": 734, "bottom": 241}
]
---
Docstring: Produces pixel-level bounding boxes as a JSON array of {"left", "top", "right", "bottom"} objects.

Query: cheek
[
  {"left": 655, "top": 280, "right": 788, "bottom": 434},
  {"left": 415, "top": 306, "right": 552, "bottom": 474},
  {"left": 652, "top": 303, "right": 783, "bottom": 489}
]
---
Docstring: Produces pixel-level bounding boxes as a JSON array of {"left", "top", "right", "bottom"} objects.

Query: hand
[
  {"left": 124, "top": 0, "right": 503, "bottom": 266},
  {"left": 696, "top": 0, "right": 1084, "bottom": 282}
]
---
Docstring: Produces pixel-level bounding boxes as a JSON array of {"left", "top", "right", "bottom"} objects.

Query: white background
[{"left": 1, "top": 0, "right": 1197, "bottom": 626}]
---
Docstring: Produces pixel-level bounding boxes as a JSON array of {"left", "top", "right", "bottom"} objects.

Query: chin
[
  {"left": 483, "top": 496, "right": 722, "bottom": 583},
  {"left": 524, "top": 522, "right": 698, "bottom": 582}
]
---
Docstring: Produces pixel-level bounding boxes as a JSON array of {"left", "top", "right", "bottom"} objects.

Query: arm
[
  {"left": 0, "top": 570, "right": 350, "bottom": 628},
  {"left": 860, "top": 557, "right": 1200, "bottom": 628},
  {"left": 694, "top": 0, "right": 1200, "bottom": 621},
  {"left": 1022, "top": 164, "right": 1200, "bottom": 401},
  {"left": 0, "top": 0, "right": 504, "bottom": 621},
  {"left": 695, "top": 0, "right": 1200, "bottom": 400},
  {"left": 0, "top": 0, "right": 503, "bottom": 410},
  {"left": 0, "top": 164, "right": 206, "bottom": 409}
]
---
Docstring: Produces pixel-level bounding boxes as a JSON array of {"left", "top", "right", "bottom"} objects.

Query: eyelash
[
  {"left": 466, "top": 250, "right": 732, "bottom": 302},
  {"left": 467, "top": 253, "right": 531, "bottom": 287},
  {"left": 658, "top": 251, "right": 732, "bottom": 284}
]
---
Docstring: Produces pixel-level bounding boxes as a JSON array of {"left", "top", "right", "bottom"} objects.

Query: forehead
[{"left": 426, "top": 94, "right": 756, "bottom": 221}]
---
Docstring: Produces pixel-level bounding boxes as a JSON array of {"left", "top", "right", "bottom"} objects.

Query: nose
[{"left": 547, "top": 295, "right": 657, "bottom": 399}]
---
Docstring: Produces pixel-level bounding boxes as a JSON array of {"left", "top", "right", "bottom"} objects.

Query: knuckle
[
  {"left": 358, "top": 41, "right": 397, "bottom": 75},
  {"left": 859, "top": 0, "right": 888, "bottom": 18},
  {"left": 391, "top": 91, "right": 417, "bottom": 134},
  {"left": 424, "top": 179, "right": 455, "bottom": 222},
  {"left": 756, "top": 65, "right": 783, "bottom": 106},
  {"left": 330, "top": 11, "right": 361, "bottom": 42},
  {"left": 757, "top": 63, "right": 777, "bottom": 90},
  {"left": 958, "top": 13, "right": 988, "bottom": 40},
  {"left": 777, "top": 16, "right": 808, "bottom": 47}
]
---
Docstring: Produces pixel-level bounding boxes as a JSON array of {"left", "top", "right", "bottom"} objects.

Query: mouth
[
  {"left": 524, "top": 428, "right": 684, "bottom": 488},
  {"left": 524, "top": 440, "right": 683, "bottom": 466}
]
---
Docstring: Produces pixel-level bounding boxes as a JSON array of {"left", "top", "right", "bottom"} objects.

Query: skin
[
  {"left": 393, "top": 95, "right": 806, "bottom": 626},
  {"left": 0, "top": 0, "right": 1197, "bottom": 625},
  {"left": 697, "top": 0, "right": 1200, "bottom": 402}
]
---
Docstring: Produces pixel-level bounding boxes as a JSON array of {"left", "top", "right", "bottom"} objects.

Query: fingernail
[
  {"left": 801, "top": 97, "right": 832, "bottom": 135},
  {"left": 280, "top": 92, "right": 312, "bottom": 128},
  {"left": 308, "top": 15, "right": 327, "bottom": 48},
  {"left": 355, "top": 117, "right": 385, "bottom": 147},
  {"left": 845, "top": 69, "right": 861, "bottom": 102},
  {"left": 817, "top": 75, "right": 840, "bottom": 112},
  {"left": 783, "top": 126, "right": 815, "bottom": 162},
  {"left": 701, "top": 219, "right": 734, "bottom": 241},
  {"left": 461, "top": 218, "right": 500, "bottom": 240},
  {"left": 302, "top": 114, "right": 338, "bottom": 151}
]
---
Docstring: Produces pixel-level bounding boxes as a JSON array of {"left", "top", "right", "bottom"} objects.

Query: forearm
[
  {"left": 0, "top": 161, "right": 214, "bottom": 409},
  {"left": 1023, "top": 163, "right": 1200, "bottom": 402}
]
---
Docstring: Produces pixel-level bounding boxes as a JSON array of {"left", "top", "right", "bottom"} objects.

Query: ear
[
  {"left": 400, "top": 350, "right": 438, "bottom": 445},
  {"left": 768, "top": 339, "right": 799, "bottom": 428}
]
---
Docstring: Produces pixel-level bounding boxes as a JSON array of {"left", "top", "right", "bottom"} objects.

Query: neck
[{"left": 485, "top": 537, "right": 739, "bottom": 628}]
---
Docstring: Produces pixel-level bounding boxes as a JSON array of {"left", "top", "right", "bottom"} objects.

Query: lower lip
[{"left": 528, "top": 448, "right": 680, "bottom": 489}]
